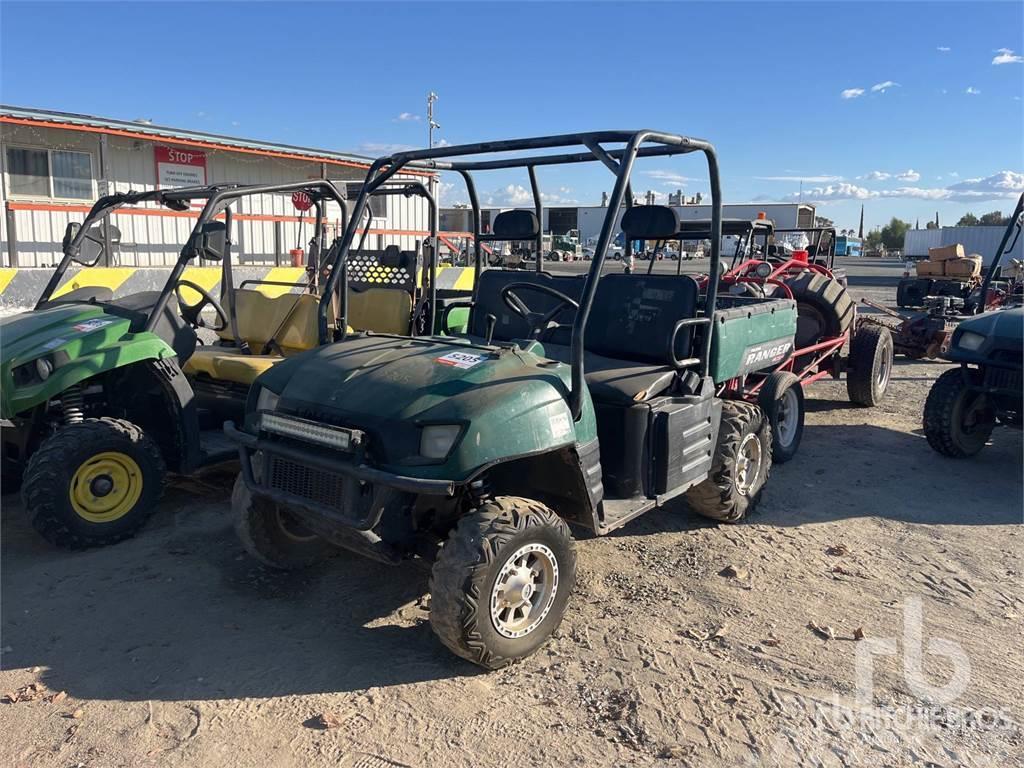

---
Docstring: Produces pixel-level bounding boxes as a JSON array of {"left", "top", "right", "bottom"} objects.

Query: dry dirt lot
[{"left": 1, "top": 261, "right": 1021, "bottom": 768}]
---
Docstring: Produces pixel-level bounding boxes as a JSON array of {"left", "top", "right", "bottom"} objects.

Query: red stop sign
[{"left": 292, "top": 190, "right": 313, "bottom": 211}]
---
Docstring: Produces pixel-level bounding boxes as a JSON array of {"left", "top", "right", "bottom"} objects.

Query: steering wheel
[
  {"left": 500, "top": 282, "right": 580, "bottom": 340},
  {"left": 175, "top": 280, "right": 229, "bottom": 332}
]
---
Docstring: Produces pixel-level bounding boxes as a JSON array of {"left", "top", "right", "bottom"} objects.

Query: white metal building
[
  {"left": 0, "top": 106, "right": 435, "bottom": 268},
  {"left": 904, "top": 225, "right": 1023, "bottom": 265}
]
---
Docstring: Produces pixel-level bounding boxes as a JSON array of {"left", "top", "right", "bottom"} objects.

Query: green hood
[
  {"left": 0, "top": 302, "right": 174, "bottom": 418},
  {"left": 254, "top": 334, "right": 596, "bottom": 480}
]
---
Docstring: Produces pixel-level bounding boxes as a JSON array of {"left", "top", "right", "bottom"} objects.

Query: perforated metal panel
[
  {"left": 347, "top": 253, "right": 416, "bottom": 293},
  {"left": 268, "top": 455, "right": 347, "bottom": 511}
]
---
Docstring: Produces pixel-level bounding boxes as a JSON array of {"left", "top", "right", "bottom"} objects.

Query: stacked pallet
[{"left": 916, "top": 244, "right": 983, "bottom": 279}]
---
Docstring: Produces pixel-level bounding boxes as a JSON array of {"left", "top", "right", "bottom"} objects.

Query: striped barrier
[{"left": 0, "top": 265, "right": 476, "bottom": 311}]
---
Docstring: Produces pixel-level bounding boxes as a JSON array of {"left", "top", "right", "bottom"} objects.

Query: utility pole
[{"left": 427, "top": 91, "right": 440, "bottom": 148}]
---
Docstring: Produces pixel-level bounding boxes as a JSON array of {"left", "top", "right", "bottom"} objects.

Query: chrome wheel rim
[
  {"left": 776, "top": 387, "right": 800, "bottom": 447},
  {"left": 876, "top": 348, "right": 892, "bottom": 390},
  {"left": 736, "top": 433, "right": 762, "bottom": 496},
  {"left": 490, "top": 543, "right": 559, "bottom": 639}
]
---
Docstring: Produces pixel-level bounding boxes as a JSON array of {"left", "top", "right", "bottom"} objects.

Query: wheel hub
[
  {"left": 776, "top": 388, "right": 799, "bottom": 446},
  {"left": 490, "top": 543, "right": 558, "bottom": 639},
  {"left": 89, "top": 474, "right": 114, "bottom": 497},
  {"left": 736, "top": 433, "right": 762, "bottom": 496},
  {"left": 69, "top": 451, "right": 143, "bottom": 523}
]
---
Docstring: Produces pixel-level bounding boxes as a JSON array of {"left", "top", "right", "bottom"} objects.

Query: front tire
[
  {"left": 22, "top": 418, "right": 165, "bottom": 549},
  {"left": 758, "top": 371, "right": 805, "bottom": 463},
  {"left": 232, "top": 475, "right": 340, "bottom": 569},
  {"left": 923, "top": 368, "right": 995, "bottom": 457},
  {"left": 429, "top": 496, "right": 576, "bottom": 669},
  {"left": 847, "top": 324, "right": 894, "bottom": 406},
  {"left": 685, "top": 401, "right": 772, "bottom": 523}
]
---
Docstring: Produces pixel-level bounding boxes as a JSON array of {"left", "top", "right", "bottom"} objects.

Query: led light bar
[{"left": 259, "top": 413, "right": 361, "bottom": 451}]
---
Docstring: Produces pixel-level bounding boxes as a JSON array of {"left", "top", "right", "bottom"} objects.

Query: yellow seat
[
  {"left": 183, "top": 347, "right": 282, "bottom": 386},
  {"left": 348, "top": 288, "right": 413, "bottom": 335},
  {"left": 216, "top": 289, "right": 323, "bottom": 353}
]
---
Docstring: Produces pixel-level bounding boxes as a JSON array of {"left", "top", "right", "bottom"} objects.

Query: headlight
[
  {"left": 420, "top": 424, "right": 461, "bottom": 459},
  {"left": 754, "top": 262, "right": 773, "bottom": 278},
  {"left": 256, "top": 387, "right": 280, "bottom": 412},
  {"left": 957, "top": 331, "right": 985, "bottom": 351},
  {"left": 35, "top": 358, "right": 53, "bottom": 381}
]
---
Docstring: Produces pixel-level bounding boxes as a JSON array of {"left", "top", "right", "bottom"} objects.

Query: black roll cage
[
  {"left": 323, "top": 130, "right": 723, "bottom": 420},
  {"left": 977, "top": 192, "right": 1024, "bottom": 313}
]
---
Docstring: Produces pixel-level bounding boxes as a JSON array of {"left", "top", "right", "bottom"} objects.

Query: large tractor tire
[
  {"left": 685, "top": 401, "right": 772, "bottom": 523},
  {"left": 782, "top": 271, "right": 855, "bottom": 352},
  {"left": 430, "top": 496, "right": 576, "bottom": 669},
  {"left": 232, "top": 475, "right": 340, "bottom": 569},
  {"left": 923, "top": 368, "right": 995, "bottom": 457},
  {"left": 22, "top": 418, "right": 165, "bottom": 549},
  {"left": 846, "top": 324, "right": 894, "bottom": 406},
  {"left": 757, "top": 371, "right": 805, "bottom": 463}
]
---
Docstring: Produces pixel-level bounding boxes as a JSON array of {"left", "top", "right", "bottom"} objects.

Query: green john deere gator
[{"left": 225, "top": 130, "right": 799, "bottom": 668}]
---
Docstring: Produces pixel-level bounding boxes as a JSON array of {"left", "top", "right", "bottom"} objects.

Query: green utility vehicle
[
  {"left": 226, "top": 131, "right": 798, "bottom": 668},
  {"left": 0, "top": 179, "right": 447, "bottom": 548},
  {"left": 924, "top": 194, "right": 1023, "bottom": 457}
]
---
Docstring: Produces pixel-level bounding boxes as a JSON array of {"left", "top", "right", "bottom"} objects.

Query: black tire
[
  {"left": 685, "top": 401, "right": 772, "bottom": 523},
  {"left": 232, "top": 474, "right": 340, "bottom": 569},
  {"left": 21, "top": 418, "right": 165, "bottom": 549},
  {"left": 429, "top": 496, "right": 576, "bottom": 669},
  {"left": 846, "top": 324, "right": 894, "bottom": 406},
  {"left": 782, "top": 271, "right": 855, "bottom": 351},
  {"left": 923, "top": 368, "right": 995, "bottom": 457},
  {"left": 757, "top": 371, "right": 805, "bottom": 463}
]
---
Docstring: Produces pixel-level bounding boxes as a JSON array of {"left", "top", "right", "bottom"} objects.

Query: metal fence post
[
  {"left": 274, "top": 220, "right": 283, "bottom": 266},
  {"left": 4, "top": 202, "right": 17, "bottom": 267}
]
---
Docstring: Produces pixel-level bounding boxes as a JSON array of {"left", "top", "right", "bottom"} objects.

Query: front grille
[
  {"left": 268, "top": 455, "right": 347, "bottom": 511},
  {"left": 984, "top": 367, "right": 1022, "bottom": 392}
]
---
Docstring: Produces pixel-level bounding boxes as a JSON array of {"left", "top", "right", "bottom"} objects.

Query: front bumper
[{"left": 225, "top": 421, "right": 454, "bottom": 532}]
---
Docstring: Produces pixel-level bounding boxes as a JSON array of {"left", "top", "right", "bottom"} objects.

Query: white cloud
[
  {"left": 840, "top": 88, "right": 865, "bottom": 99},
  {"left": 643, "top": 169, "right": 696, "bottom": 186},
  {"left": 859, "top": 169, "right": 919, "bottom": 182},
  {"left": 992, "top": 48, "right": 1024, "bottom": 65},
  {"left": 871, "top": 81, "right": 900, "bottom": 93},
  {"left": 895, "top": 169, "right": 920, "bottom": 182},
  {"left": 965, "top": 86, "right": 981, "bottom": 95},
  {"left": 786, "top": 171, "right": 1023, "bottom": 203},
  {"left": 755, "top": 174, "right": 843, "bottom": 183},
  {"left": 434, "top": 138, "right": 451, "bottom": 148},
  {"left": 936, "top": 46, "right": 951, "bottom": 52},
  {"left": 394, "top": 112, "right": 421, "bottom": 122},
  {"left": 860, "top": 170, "right": 891, "bottom": 181},
  {"left": 949, "top": 171, "right": 959, "bottom": 178},
  {"left": 358, "top": 141, "right": 417, "bottom": 155}
]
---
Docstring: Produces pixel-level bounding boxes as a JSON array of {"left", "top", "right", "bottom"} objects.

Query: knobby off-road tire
[
  {"left": 685, "top": 401, "right": 772, "bottom": 523},
  {"left": 429, "top": 496, "right": 576, "bottom": 669},
  {"left": 846, "top": 324, "right": 894, "bottom": 406},
  {"left": 758, "top": 371, "right": 805, "bottom": 464},
  {"left": 22, "top": 417, "right": 165, "bottom": 549},
  {"left": 232, "top": 474, "right": 340, "bottom": 569},
  {"left": 923, "top": 368, "right": 995, "bottom": 458},
  {"left": 782, "top": 271, "right": 855, "bottom": 353}
]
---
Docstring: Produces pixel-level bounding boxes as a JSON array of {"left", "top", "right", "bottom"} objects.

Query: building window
[
  {"left": 347, "top": 182, "right": 387, "bottom": 219},
  {"left": 5, "top": 146, "right": 94, "bottom": 200}
]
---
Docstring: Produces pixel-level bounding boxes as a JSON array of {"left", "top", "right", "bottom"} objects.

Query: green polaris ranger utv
[
  {"left": 225, "top": 130, "right": 798, "bottom": 668},
  {"left": 924, "top": 193, "right": 1023, "bottom": 457},
  {"left": 0, "top": 178, "right": 448, "bottom": 548}
]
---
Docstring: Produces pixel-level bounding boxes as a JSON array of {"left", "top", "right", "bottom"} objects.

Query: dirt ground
[{"left": 2, "top": 261, "right": 1021, "bottom": 768}]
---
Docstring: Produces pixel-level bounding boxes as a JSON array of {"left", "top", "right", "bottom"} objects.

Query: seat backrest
[
  {"left": 584, "top": 273, "right": 700, "bottom": 364},
  {"left": 347, "top": 287, "right": 413, "bottom": 334},
  {"left": 492, "top": 210, "right": 540, "bottom": 240},
  {"left": 469, "top": 269, "right": 584, "bottom": 341},
  {"left": 620, "top": 205, "right": 680, "bottom": 241},
  {"left": 217, "top": 289, "right": 321, "bottom": 353}
]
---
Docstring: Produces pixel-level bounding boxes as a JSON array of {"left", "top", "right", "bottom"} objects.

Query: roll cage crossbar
[{"left": 323, "top": 130, "right": 723, "bottom": 420}]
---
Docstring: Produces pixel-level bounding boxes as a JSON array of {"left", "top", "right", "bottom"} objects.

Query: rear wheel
[
  {"left": 782, "top": 272, "right": 855, "bottom": 363},
  {"left": 22, "top": 418, "right": 165, "bottom": 549},
  {"left": 847, "top": 324, "right": 894, "bottom": 406},
  {"left": 685, "top": 401, "right": 772, "bottom": 523},
  {"left": 757, "top": 371, "right": 805, "bottom": 463},
  {"left": 232, "top": 475, "right": 340, "bottom": 569},
  {"left": 923, "top": 368, "right": 995, "bottom": 457},
  {"left": 430, "top": 496, "right": 576, "bottom": 669}
]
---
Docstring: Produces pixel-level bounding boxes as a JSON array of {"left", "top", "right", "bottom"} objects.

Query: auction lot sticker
[{"left": 436, "top": 351, "right": 486, "bottom": 369}]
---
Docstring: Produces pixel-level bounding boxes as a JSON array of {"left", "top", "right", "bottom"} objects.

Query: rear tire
[
  {"left": 22, "top": 418, "right": 165, "bottom": 549},
  {"left": 923, "top": 368, "right": 995, "bottom": 457},
  {"left": 782, "top": 271, "right": 855, "bottom": 352},
  {"left": 233, "top": 475, "right": 340, "bottom": 569},
  {"left": 846, "top": 324, "right": 894, "bottom": 406},
  {"left": 757, "top": 371, "right": 805, "bottom": 463},
  {"left": 430, "top": 496, "right": 576, "bottom": 669},
  {"left": 685, "top": 401, "right": 772, "bottom": 523}
]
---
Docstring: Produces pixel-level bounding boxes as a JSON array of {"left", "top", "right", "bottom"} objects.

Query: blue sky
[{"left": 2, "top": 1, "right": 1022, "bottom": 231}]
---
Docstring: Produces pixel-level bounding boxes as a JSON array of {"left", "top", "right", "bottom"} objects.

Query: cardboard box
[
  {"left": 916, "top": 260, "right": 945, "bottom": 277},
  {"left": 943, "top": 255, "right": 982, "bottom": 278},
  {"left": 928, "top": 243, "right": 965, "bottom": 262}
]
